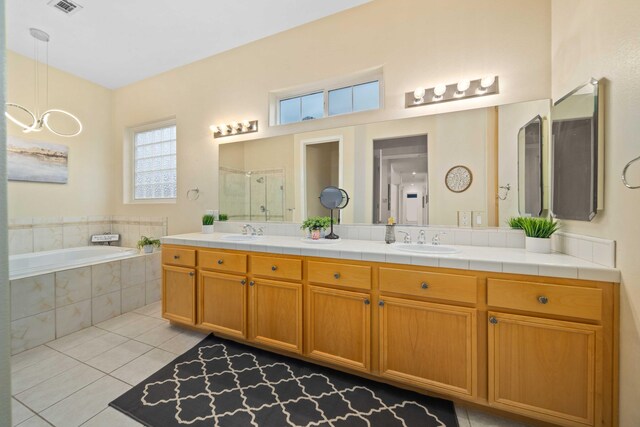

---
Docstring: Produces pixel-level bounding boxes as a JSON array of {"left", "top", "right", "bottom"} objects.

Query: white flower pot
[
  {"left": 143, "top": 245, "right": 154, "bottom": 254},
  {"left": 202, "top": 224, "right": 214, "bottom": 234},
  {"left": 525, "top": 236, "right": 552, "bottom": 254}
]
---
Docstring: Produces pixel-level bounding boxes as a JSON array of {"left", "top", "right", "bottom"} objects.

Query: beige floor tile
[
  {"left": 133, "top": 301, "right": 162, "bottom": 318},
  {"left": 15, "top": 364, "right": 104, "bottom": 412},
  {"left": 12, "top": 398, "right": 35, "bottom": 426},
  {"left": 94, "top": 312, "right": 146, "bottom": 332},
  {"left": 81, "top": 407, "right": 143, "bottom": 426},
  {"left": 11, "top": 345, "right": 58, "bottom": 374},
  {"left": 63, "top": 332, "right": 128, "bottom": 362},
  {"left": 110, "top": 316, "right": 166, "bottom": 339},
  {"left": 46, "top": 326, "right": 107, "bottom": 353},
  {"left": 467, "top": 407, "right": 531, "bottom": 426},
  {"left": 40, "top": 376, "right": 131, "bottom": 427},
  {"left": 111, "top": 348, "right": 177, "bottom": 386},
  {"left": 157, "top": 330, "right": 207, "bottom": 355},
  {"left": 85, "top": 340, "right": 152, "bottom": 373},
  {"left": 12, "top": 352, "right": 79, "bottom": 394},
  {"left": 15, "top": 416, "right": 51, "bottom": 427},
  {"left": 132, "top": 322, "right": 183, "bottom": 347}
]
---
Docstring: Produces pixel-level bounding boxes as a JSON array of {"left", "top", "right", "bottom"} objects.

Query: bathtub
[{"left": 10, "top": 246, "right": 139, "bottom": 280}]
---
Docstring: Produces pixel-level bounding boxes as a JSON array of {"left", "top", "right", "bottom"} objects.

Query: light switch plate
[
  {"left": 472, "top": 211, "right": 487, "bottom": 228},
  {"left": 458, "top": 211, "right": 472, "bottom": 228}
]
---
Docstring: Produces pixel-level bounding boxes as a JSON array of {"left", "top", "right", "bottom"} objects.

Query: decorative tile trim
[{"left": 552, "top": 232, "right": 616, "bottom": 268}]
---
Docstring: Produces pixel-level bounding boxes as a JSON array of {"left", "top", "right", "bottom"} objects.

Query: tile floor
[{"left": 10, "top": 301, "right": 528, "bottom": 426}]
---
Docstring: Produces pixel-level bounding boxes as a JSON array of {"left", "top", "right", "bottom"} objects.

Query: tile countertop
[{"left": 161, "top": 233, "right": 621, "bottom": 283}]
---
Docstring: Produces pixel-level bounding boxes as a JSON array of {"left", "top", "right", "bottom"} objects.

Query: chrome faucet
[
  {"left": 242, "top": 224, "right": 257, "bottom": 235},
  {"left": 432, "top": 232, "right": 447, "bottom": 246},
  {"left": 417, "top": 230, "right": 426, "bottom": 244},
  {"left": 256, "top": 227, "right": 264, "bottom": 236},
  {"left": 397, "top": 230, "right": 411, "bottom": 244}
]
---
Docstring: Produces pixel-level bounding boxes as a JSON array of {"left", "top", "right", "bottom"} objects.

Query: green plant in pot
[
  {"left": 301, "top": 216, "right": 332, "bottom": 240},
  {"left": 507, "top": 216, "right": 525, "bottom": 229},
  {"left": 218, "top": 213, "right": 228, "bottom": 221},
  {"left": 137, "top": 236, "right": 161, "bottom": 254},
  {"left": 520, "top": 217, "right": 559, "bottom": 254},
  {"left": 202, "top": 213, "right": 215, "bottom": 234}
]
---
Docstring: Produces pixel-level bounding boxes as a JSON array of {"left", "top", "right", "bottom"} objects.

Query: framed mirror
[
  {"left": 518, "top": 115, "right": 543, "bottom": 217},
  {"left": 551, "top": 78, "right": 602, "bottom": 221}
]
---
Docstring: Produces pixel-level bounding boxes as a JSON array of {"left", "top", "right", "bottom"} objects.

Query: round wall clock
[{"left": 445, "top": 165, "right": 473, "bottom": 193}]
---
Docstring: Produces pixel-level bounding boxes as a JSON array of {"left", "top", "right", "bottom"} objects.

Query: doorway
[
  {"left": 373, "top": 135, "right": 428, "bottom": 225},
  {"left": 305, "top": 141, "right": 340, "bottom": 218}
]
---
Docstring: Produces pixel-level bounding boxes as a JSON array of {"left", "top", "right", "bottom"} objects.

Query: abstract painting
[{"left": 7, "top": 136, "right": 68, "bottom": 184}]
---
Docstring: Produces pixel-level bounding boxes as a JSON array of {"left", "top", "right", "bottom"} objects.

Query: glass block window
[
  {"left": 133, "top": 124, "right": 177, "bottom": 200},
  {"left": 329, "top": 81, "right": 379, "bottom": 116},
  {"left": 279, "top": 92, "right": 323, "bottom": 124}
]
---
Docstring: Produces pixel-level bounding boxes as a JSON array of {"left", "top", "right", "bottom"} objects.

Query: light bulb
[
  {"left": 413, "top": 87, "right": 426, "bottom": 102},
  {"left": 456, "top": 80, "right": 470, "bottom": 94},
  {"left": 218, "top": 124, "right": 227, "bottom": 134},
  {"left": 433, "top": 84, "right": 447, "bottom": 97},
  {"left": 230, "top": 122, "right": 240, "bottom": 132},
  {"left": 209, "top": 125, "right": 219, "bottom": 133},
  {"left": 242, "top": 120, "right": 251, "bottom": 129},
  {"left": 480, "top": 75, "right": 496, "bottom": 88}
]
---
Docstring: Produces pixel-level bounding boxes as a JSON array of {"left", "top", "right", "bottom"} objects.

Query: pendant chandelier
[{"left": 5, "top": 28, "right": 83, "bottom": 137}]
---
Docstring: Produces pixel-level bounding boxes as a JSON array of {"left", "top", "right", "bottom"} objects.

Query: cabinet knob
[
  {"left": 334, "top": 273, "right": 341, "bottom": 279},
  {"left": 378, "top": 300, "right": 385, "bottom": 307},
  {"left": 489, "top": 316, "right": 498, "bottom": 324},
  {"left": 188, "top": 271, "right": 194, "bottom": 277},
  {"left": 249, "top": 281, "right": 255, "bottom": 286},
  {"left": 364, "top": 299, "right": 370, "bottom": 305},
  {"left": 271, "top": 265, "right": 278, "bottom": 271},
  {"left": 538, "top": 296, "right": 549, "bottom": 305},
  {"left": 240, "top": 279, "right": 246, "bottom": 285},
  {"left": 420, "top": 282, "right": 429, "bottom": 289},
  {"left": 173, "top": 255, "right": 180, "bottom": 259},
  {"left": 217, "top": 259, "right": 224, "bottom": 265}
]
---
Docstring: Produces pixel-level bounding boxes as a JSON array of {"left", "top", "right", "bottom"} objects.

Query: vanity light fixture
[
  {"left": 5, "top": 28, "right": 83, "bottom": 137},
  {"left": 405, "top": 76, "right": 499, "bottom": 108},
  {"left": 210, "top": 120, "right": 258, "bottom": 138}
]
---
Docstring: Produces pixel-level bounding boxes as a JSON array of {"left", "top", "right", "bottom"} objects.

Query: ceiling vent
[{"left": 48, "top": 0, "right": 83, "bottom": 16}]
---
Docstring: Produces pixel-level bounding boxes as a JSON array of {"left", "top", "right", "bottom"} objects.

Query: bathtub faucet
[{"left": 90, "top": 233, "right": 120, "bottom": 246}]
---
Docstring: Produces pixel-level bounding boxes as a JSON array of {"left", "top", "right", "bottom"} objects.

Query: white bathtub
[{"left": 10, "top": 246, "right": 140, "bottom": 280}]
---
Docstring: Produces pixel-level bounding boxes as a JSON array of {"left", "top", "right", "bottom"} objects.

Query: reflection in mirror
[
  {"left": 373, "top": 136, "right": 428, "bottom": 225},
  {"left": 551, "top": 79, "right": 601, "bottom": 221},
  {"left": 518, "top": 116, "right": 543, "bottom": 217}
]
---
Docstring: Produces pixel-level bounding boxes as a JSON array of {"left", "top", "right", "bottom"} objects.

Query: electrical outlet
[
  {"left": 457, "top": 211, "right": 472, "bottom": 228},
  {"left": 472, "top": 211, "right": 487, "bottom": 228}
]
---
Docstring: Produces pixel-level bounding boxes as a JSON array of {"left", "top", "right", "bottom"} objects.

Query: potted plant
[
  {"left": 507, "top": 216, "right": 525, "bottom": 229},
  {"left": 137, "top": 236, "right": 161, "bottom": 254},
  {"left": 202, "top": 213, "right": 215, "bottom": 234},
  {"left": 520, "top": 217, "right": 559, "bottom": 254},
  {"left": 218, "top": 213, "right": 228, "bottom": 221},
  {"left": 300, "top": 216, "right": 332, "bottom": 240}
]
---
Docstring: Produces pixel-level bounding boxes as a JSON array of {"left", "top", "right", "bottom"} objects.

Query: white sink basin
[
  {"left": 394, "top": 244, "right": 461, "bottom": 255},
  {"left": 219, "top": 234, "right": 260, "bottom": 242}
]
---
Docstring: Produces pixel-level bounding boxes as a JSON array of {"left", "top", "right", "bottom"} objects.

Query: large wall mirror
[
  {"left": 551, "top": 78, "right": 602, "bottom": 221},
  {"left": 518, "top": 115, "right": 544, "bottom": 217},
  {"left": 218, "top": 99, "right": 552, "bottom": 228}
]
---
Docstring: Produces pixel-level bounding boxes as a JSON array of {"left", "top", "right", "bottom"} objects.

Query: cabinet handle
[
  {"left": 173, "top": 255, "right": 180, "bottom": 259},
  {"left": 188, "top": 271, "right": 194, "bottom": 277},
  {"left": 538, "top": 296, "right": 549, "bottom": 304},
  {"left": 249, "top": 281, "right": 255, "bottom": 286},
  {"left": 378, "top": 300, "right": 384, "bottom": 307},
  {"left": 420, "top": 282, "right": 429, "bottom": 289},
  {"left": 334, "top": 273, "right": 341, "bottom": 279},
  {"left": 489, "top": 316, "right": 498, "bottom": 324},
  {"left": 240, "top": 279, "right": 246, "bottom": 285},
  {"left": 217, "top": 259, "right": 224, "bottom": 265},
  {"left": 364, "top": 299, "right": 370, "bottom": 305},
  {"left": 271, "top": 265, "right": 278, "bottom": 271}
]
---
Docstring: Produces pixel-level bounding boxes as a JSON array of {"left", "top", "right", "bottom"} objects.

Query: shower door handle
[{"left": 387, "top": 184, "right": 391, "bottom": 211}]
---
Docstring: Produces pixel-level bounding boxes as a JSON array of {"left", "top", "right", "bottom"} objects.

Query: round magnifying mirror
[{"left": 319, "top": 186, "right": 344, "bottom": 209}]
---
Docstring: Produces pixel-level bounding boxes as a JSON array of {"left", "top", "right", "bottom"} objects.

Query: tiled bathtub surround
[
  {"left": 10, "top": 252, "right": 162, "bottom": 355},
  {"left": 8, "top": 215, "right": 168, "bottom": 255}
]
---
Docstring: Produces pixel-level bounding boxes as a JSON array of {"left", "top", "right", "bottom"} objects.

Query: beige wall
[
  {"left": 551, "top": 0, "right": 640, "bottom": 424},
  {"left": 6, "top": 51, "right": 114, "bottom": 218},
  {"left": 305, "top": 141, "right": 339, "bottom": 218},
  {"left": 111, "top": 0, "right": 551, "bottom": 234}
]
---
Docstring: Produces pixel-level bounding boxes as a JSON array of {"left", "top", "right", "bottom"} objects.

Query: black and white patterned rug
[{"left": 110, "top": 334, "right": 459, "bottom": 426}]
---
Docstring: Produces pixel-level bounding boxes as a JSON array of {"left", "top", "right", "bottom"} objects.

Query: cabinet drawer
[
  {"left": 487, "top": 279, "right": 602, "bottom": 321},
  {"left": 379, "top": 268, "right": 477, "bottom": 304},
  {"left": 251, "top": 256, "right": 302, "bottom": 281},
  {"left": 308, "top": 261, "right": 371, "bottom": 290},
  {"left": 162, "top": 247, "right": 196, "bottom": 267},
  {"left": 199, "top": 250, "right": 247, "bottom": 274}
]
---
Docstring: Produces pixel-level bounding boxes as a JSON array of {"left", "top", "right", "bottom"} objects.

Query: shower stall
[{"left": 219, "top": 167, "right": 285, "bottom": 221}]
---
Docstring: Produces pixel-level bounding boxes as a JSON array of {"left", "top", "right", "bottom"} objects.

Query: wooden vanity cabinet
[
  {"left": 162, "top": 265, "right": 197, "bottom": 325},
  {"left": 198, "top": 270, "right": 247, "bottom": 339}
]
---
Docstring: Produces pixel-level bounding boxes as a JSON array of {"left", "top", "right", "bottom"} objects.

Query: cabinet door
[
  {"left": 488, "top": 312, "right": 602, "bottom": 427},
  {"left": 306, "top": 286, "right": 371, "bottom": 372},
  {"left": 249, "top": 279, "right": 302, "bottom": 353},
  {"left": 379, "top": 296, "right": 476, "bottom": 397},
  {"left": 199, "top": 271, "right": 247, "bottom": 339},
  {"left": 162, "top": 265, "right": 196, "bottom": 325}
]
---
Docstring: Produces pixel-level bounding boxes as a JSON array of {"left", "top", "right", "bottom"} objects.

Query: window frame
[{"left": 125, "top": 118, "right": 177, "bottom": 205}]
